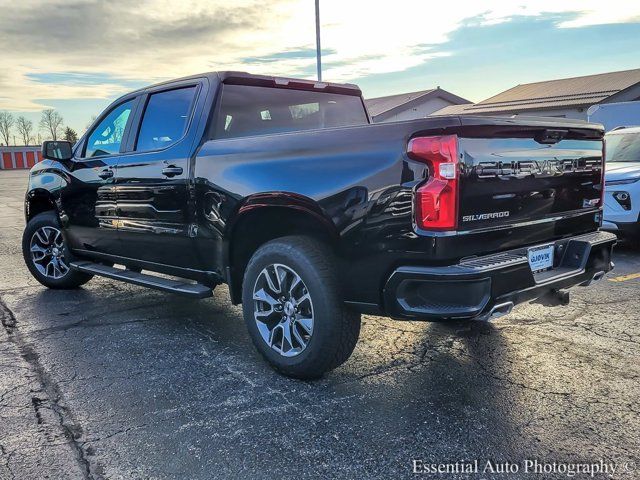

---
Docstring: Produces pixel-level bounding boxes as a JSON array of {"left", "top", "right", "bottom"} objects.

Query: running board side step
[{"left": 70, "top": 261, "right": 213, "bottom": 298}]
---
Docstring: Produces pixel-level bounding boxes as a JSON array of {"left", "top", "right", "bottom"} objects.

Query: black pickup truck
[{"left": 23, "top": 72, "right": 615, "bottom": 378}]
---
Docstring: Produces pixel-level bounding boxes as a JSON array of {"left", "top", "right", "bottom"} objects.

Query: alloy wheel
[
  {"left": 253, "top": 263, "right": 314, "bottom": 357},
  {"left": 29, "top": 226, "right": 69, "bottom": 279}
]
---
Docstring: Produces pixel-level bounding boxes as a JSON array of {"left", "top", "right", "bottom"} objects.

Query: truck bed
[{"left": 194, "top": 114, "right": 605, "bottom": 305}]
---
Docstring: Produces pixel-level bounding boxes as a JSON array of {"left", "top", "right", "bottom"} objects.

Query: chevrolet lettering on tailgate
[{"left": 474, "top": 158, "right": 601, "bottom": 179}]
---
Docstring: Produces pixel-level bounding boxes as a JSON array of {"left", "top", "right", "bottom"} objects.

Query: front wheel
[
  {"left": 242, "top": 236, "right": 361, "bottom": 379},
  {"left": 22, "top": 211, "right": 93, "bottom": 289}
]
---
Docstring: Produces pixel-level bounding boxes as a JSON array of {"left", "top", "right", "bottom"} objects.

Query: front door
[
  {"left": 62, "top": 98, "right": 137, "bottom": 257},
  {"left": 114, "top": 83, "right": 203, "bottom": 269}
]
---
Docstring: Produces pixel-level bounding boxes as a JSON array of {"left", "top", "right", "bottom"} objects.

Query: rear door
[{"left": 113, "top": 79, "right": 206, "bottom": 268}]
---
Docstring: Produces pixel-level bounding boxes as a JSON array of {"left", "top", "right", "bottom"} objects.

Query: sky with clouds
[{"left": 1, "top": 0, "right": 640, "bottom": 136}]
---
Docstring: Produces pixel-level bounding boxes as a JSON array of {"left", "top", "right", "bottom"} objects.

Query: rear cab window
[{"left": 214, "top": 84, "right": 368, "bottom": 139}]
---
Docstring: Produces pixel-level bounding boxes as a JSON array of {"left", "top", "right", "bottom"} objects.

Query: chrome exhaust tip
[
  {"left": 477, "top": 301, "right": 514, "bottom": 322},
  {"left": 581, "top": 270, "right": 606, "bottom": 286}
]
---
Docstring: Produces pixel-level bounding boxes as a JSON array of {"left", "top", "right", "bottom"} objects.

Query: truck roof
[{"left": 129, "top": 71, "right": 363, "bottom": 97}]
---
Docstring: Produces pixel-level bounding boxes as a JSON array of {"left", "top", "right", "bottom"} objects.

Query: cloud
[
  {"left": 0, "top": 67, "right": 129, "bottom": 110},
  {"left": 0, "top": 0, "right": 639, "bottom": 112},
  {"left": 0, "top": 0, "right": 296, "bottom": 110}
]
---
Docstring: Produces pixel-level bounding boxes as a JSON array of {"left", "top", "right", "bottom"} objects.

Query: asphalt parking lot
[{"left": 1, "top": 169, "right": 639, "bottom": 480}]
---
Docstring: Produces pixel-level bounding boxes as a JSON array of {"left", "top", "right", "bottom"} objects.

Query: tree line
[{"left": 0, "top": 109, "right": 78, "bottom": 147}]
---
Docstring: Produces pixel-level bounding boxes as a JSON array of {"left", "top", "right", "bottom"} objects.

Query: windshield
[{"left": 605, "top": 132, "right": 640, "bottom": 162}]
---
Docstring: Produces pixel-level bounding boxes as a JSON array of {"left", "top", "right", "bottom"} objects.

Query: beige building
[
  {"left": 432, "top": 68, "right": 640, "bottom": 119},
  {"left": 365, "top": 87, "right": 471, "bottom": 123}
]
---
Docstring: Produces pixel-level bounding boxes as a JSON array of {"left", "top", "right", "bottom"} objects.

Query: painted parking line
[{"left": 609, "top": 272, "right": 640, "bottom": 282}]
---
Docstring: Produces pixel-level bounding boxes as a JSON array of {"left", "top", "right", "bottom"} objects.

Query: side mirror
[{"left": 42, "top": 140, "right": 73, "bottom": 161}]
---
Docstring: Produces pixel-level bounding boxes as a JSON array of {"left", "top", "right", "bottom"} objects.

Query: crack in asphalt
[
  {"left": 82, "top": 424, "right": 149, "bottom": 445},
  {"left": 0, "top": 443, "right": 16, "bottom": 480},
  {"left": 470, "top": 356, "right": 572, "bottom": 397},
  {"left": 27, "top": 302, "right": 163, "bottom": 339},
  {"left": 572, "top": 321, "right": 640, "bottom": 346},
  {"left": 0, "top": 298, "right": 94, "bottom": 480},
  {"left": 0, "top": 285, "right": 38, "bottom": 295},
  {"left": 342, "top": 320, "right": 598, "bottom": 401},
  {"left": 0, "top": 385, "right": 20, "bottom": 405},
  {"left": 0, "top": 303, "right": 16, "bottom": 332}
]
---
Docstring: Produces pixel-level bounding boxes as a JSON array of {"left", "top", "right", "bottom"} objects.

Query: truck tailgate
[{"left": 457, "top": 136, "right": 603, "bottom": 233}]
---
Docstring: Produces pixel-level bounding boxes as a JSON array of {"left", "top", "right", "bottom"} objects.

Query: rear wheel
[
  {"left": 22, "top": 211, "right": 93, "bottom": 289},
  {"left": 242, "top": 236, "right": 361, "bottom": 379}
]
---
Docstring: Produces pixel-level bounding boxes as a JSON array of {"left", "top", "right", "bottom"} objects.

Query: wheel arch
[
  {"left": 224, "top": 193, "right": 339, "bottom": 304},
  {"left": 25, "top": 189, "right": 59, "bottom": 223}
]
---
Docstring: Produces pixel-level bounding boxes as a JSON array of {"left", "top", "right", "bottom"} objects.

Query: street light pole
[{"left": 315, "top": 0, "right": 322, "bottom": 81}]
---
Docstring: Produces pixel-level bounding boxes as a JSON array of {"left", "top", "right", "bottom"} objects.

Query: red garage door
[
  {"left": 14, "top": 152, "right": 24, "bottom": 169},
  {"left": 26, "top": 151, "right": 35, "bottom": 167},
  {"left": 2, "top": 152, "right": 12, "bottom": 169}
]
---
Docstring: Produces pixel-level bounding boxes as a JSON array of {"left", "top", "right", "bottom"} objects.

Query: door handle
[
  {"left": 98, "top": 169, "right": 114, "bottom": 179},
  {"left": 162, "top": 166, "right": 183, "bottom": 177}
]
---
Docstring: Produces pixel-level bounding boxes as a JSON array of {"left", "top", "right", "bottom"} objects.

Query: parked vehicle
[
  {"left": 602, "top": 126, "right": 640, "bottom": 239},
  {"left": 23, "top": 72, "right": 616, "bottom": 378},
  {"left": 587, "top": 101, "right": 640, "bottom": 131}
]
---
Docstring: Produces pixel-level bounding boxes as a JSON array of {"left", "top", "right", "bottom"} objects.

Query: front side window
[
  {"left": 85, "top": 100, "right": 134, "bottom": 158},
  {"left": 214, "top": 84, "right": 368, "bottom": 139},
  {"left": 136, "top": 86, "right": 197, "bottom": 152}
]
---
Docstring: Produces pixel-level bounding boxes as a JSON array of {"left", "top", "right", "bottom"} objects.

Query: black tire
[
  {"left": 629, "top": 235, "right": 640, "bottom": 250},
  {"left": 22, "top": 211, "right": 93, "bottom": 289},
  {"left": 242, "top": 236, "right": 361, "bottom": 379}
]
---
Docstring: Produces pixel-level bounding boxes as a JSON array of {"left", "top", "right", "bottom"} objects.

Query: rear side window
[
  {"left": 214, "top": 84, "right": 368, "bottom": 139},
  {"left": 136, "top": 86, "right": 197, "bottom": 151}
]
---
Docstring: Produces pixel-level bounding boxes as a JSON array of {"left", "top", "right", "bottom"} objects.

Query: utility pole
[{"left": 315, "top": 0, "right": 322, "bottom": 81}]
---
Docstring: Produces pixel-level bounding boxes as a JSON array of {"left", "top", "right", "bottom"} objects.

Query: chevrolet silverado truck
[{"left": 23, "top": 72, "right": 616, "bottom": 378}]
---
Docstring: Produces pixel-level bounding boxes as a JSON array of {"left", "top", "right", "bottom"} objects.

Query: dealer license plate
[{"left": 528, "top": 244, "right": 554, "bottom": 273}]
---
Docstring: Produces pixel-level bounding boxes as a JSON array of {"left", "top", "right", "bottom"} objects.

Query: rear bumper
[{"left": 383, "top": 231, "right": 616, "bottom": 321}]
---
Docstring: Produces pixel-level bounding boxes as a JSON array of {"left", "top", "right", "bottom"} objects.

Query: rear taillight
[{"left": 408, "top": 135, "right": 459, "bottom": 230}]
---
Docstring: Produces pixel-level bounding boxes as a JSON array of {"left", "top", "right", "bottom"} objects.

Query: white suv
[{"left": 603, "top": 126, "right": 640, "bottom": 238}]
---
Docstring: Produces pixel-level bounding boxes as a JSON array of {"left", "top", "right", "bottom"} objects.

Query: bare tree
[
  {"left": 39, "top": 109, "right": 64, "bottom": 141},
  {"left": 85, "top": 115, "right": 97, "bottom": 133},
  {"left": 0, "top": 111, "right": 15, "bottom": 146},
  {"left": 16, "top": 116, "right": 34, "bottom": 146}
]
